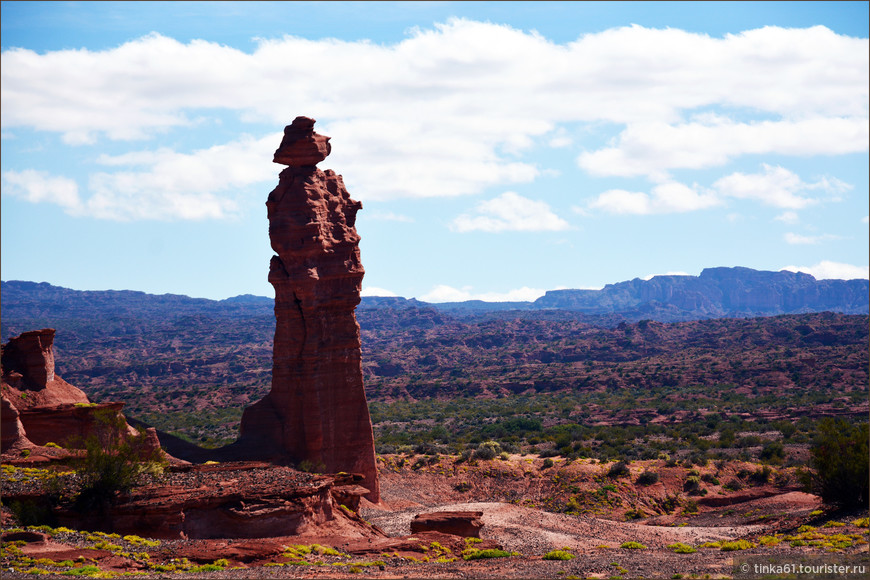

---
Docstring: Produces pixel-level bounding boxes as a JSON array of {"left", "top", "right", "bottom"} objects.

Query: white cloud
[
  {"left": 1, "top": 20, "right": 866, "bottom": 212},
  {"left": 1, "top": 170, "right": 82, "bottom": 212},
  {"left": 714, "top": 164, "right": 850, "bottom": 209},
  {"left": 451, "top": 191, "right": 570, "bottom": 232},
  {"left": 774, "top": 211, "right": 800, "bottom": 224},
  {"left": 781, "top": 261, "right": 869, "bottom": 280},
  {"left": 589, "top": 165, "right": 850, "bottom": 216},
  {"left": 361, "top": 286, "right": 398, "bottom": 297},
  {"left": 589, "top": 181, "right": 720, "bottom": 215},
  {"left": 579, "top": 117, "right": 868, "bottom": 178},
  {"left": 783, "top": 232, "right": 841, "bottom": 245},
  {"left": 863, "top": 216, "right": 869, "bottom": 224},
  {"left": 3, "top": 134, "right": 278, "bottom": 221},
  {"left": 420, "top": 284, "right": 546, "bottom": 302}
]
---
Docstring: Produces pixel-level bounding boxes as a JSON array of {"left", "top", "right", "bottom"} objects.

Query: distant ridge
[
  {"left": 360, "top": 267, "right": 868, "bottom": 321},
  {"left": 2, "top": 266, "right": 868, "bottom": 332},
  {"left": 531, "top": 267, "right": 869, "bottom": 320}
]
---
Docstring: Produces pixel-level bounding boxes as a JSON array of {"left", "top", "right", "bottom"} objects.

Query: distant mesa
[{"left": 533, "top": 267, "right": 869, "bottom": 319}]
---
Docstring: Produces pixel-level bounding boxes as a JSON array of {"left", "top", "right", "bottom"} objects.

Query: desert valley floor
[{"left": 2, "top": 452, "right": 868, "bottom": 579}]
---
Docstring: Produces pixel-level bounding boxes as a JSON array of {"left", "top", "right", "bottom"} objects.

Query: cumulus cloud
[
  {"left": 420, "top": 284, "right": 546, "bottom": 302},
  {"left": 1, "top": 20, "right": 867, "bottom": 216},
  {"left": 3, "top": 134, "right": 277, "bottom": 221},
  {"left": 579, "top": 117, "right": 868, "bottom": 178},
  {"left": 774, "top": 211, "right": 800, "bottom": 224},
  {"left": 781, "top": 261, "right": 869, "bottom": 280},
  {"left": 714, "top": 164, "right": 850, "bottom": 209},
  {"left": 1, "top": 170, "right": 83, "bottom": 212},
  {"left": 451, "top": 191, "right": 570, "bottom": 232},
  {"left": 589, "top": 181, "right": 720, "bottom": 215},
  {"left": 588, "top": 165, "right": 849, "bottom": 216},
  {"left": 783, "top": 232, "right": 841, "bottom": 245}
]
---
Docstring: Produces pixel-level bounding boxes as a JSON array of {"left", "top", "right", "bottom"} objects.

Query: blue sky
[{"left": 2, "top": 1, "right": 868, "bottom": 301}]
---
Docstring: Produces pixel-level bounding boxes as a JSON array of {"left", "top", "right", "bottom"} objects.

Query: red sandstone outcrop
[
  {"left": 410, "top": 511, "right": 484, "bottom": 538},
  {"left": 237, "top": 117, "right": 380, "bottom": 502},
  {"left": 49, "top": 463, "right": 383, "bottom": 540},
  {"left": 1, "top": 395, "right": 33, "bottom": 452},
  {"left": 1, "top": 329, "right": 163, "bottom": 459},
  {"left": 1, "top": 329, "right": 89, "bottom": 408}
]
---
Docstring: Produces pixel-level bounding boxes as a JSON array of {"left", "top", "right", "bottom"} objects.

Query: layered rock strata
[
  {"left": 48, "top": 464, "right": 379, "bottom": 540},
  {"left": 1, "top": 329, "right": 162, "bottom": 458},
  {"left": 238, "top": 117, "right": 379, "bottom": 502}
]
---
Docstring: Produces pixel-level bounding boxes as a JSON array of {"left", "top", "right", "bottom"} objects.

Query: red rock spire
[{"left": 239, "top": 117, "right": 379, "bottom": 502}]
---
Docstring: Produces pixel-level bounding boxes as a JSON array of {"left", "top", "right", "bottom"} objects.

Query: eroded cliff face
[
  {"left": 1, "top": 329, "right": 162, "bottom": 458},
  {"left": 238, "top": 117, "right": 379, "bottom": 502}
]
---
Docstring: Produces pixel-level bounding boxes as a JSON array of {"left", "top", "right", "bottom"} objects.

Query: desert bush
[
  {"left": 759, "top": 441, "right": 785, "bottom": 464},
  {"left": 620, "top": 541, "right": 646, "bottom": 549},
  {"left": 474, "top": 441, "right": 501, "bottom": 460},
  {"left": 635, "top": 470, "right": 659, "bottom": 486},
  {"left": 749, "top": 465, "right": 772, "bottom": 485},
  {"left": 74, "top": 408, "right": 167, "bottom": 512},
  {"left": 543, "top": 549, "right": 575, "bottom": 560},
  {"left": 607, "top": 461, "right": 630, "bottom": 479},
  {"left": 667, "top": 542, "right": 697, "bottom": 554},
  {"left": 463, "top": 548, "right": 512, "bottom": 560},
  {"left": 804, "top": 419, "right": 869, "bottom": 508},
  {"left": 700, "top": 473, "right": 720, "bottom": 485},
  {"left": 722, "top": 478, "right": 743, "bottom": 491},
  {"left": 683, "top": 475, "right": 701, "bottom": 494}
]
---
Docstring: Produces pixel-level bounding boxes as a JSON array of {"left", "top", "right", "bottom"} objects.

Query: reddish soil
[{"left": 2, "top": 456, "right": 867, "bottom": 579}]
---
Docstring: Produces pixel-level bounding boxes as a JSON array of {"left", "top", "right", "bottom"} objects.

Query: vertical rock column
[{"left": 239, "top": 117, "right": 379, "bottom": 502}]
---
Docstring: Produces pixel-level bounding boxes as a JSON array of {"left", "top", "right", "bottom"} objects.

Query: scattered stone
[{"left": 411, "top": 511, "right": 484, "bottom": 537}]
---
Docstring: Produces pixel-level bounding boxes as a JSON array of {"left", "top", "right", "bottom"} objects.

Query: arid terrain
[
  {"left": 2, "top": 452, "right": 868, "bottom": 579},
  {"left": 2, "top": 278, "right": 868, "bottom": 578}
]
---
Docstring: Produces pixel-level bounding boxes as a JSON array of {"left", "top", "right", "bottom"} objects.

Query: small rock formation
[
  {"left": 1, "top": 329, "right": 162, "bottom": 458},
  {"left": 410, "top": 511, "right": 484, "bottom": 538},
  {"left": 47, "top": 464, "right": 382, "bottom": 540},
  {"left": 1, "top": 395, "right": 32, "bottom": 452},
  {"left": 238, "top": 117, "right": 380, "bottom": 502},
  {"left": 1, "top": 329, "right": 89, "bottom": 408}
]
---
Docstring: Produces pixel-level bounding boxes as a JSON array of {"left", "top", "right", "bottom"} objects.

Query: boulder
[{"left": 410, "top": 511, "right": 484, "bottom": 538}]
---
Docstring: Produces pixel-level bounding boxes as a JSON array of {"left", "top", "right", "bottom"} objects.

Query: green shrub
[
  {"left": 474, "top": 441, "right": 501, "bottom": 461},
  {"left": 635, "top": 470, "right": 659, "bottom": 486},
  {"left": 607, "top": 461, "right": 630, "bottom": 478},
  {"left": 463, "top": 548, "right": 511, "bottom": 560},
  {"left": 667, "top": 542, "right": 697, "bottom": 554},
  {"left": 683, "top": 475, "right": 701, "bottom": 494},
  {"left": 73, "top": 408, "right": 167, "bottom": 512},
  {"left": 620, "top": 541, "right": 646, "bottom": 549},
  {"left": 749, "top": 465, "right": 772, "bottom": 485},
  {"left": 804, "top": 419, "right": 869, "bottom": 508},
  {"left": 543, "top": 549, "right": 575, "bottom": 560}
]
